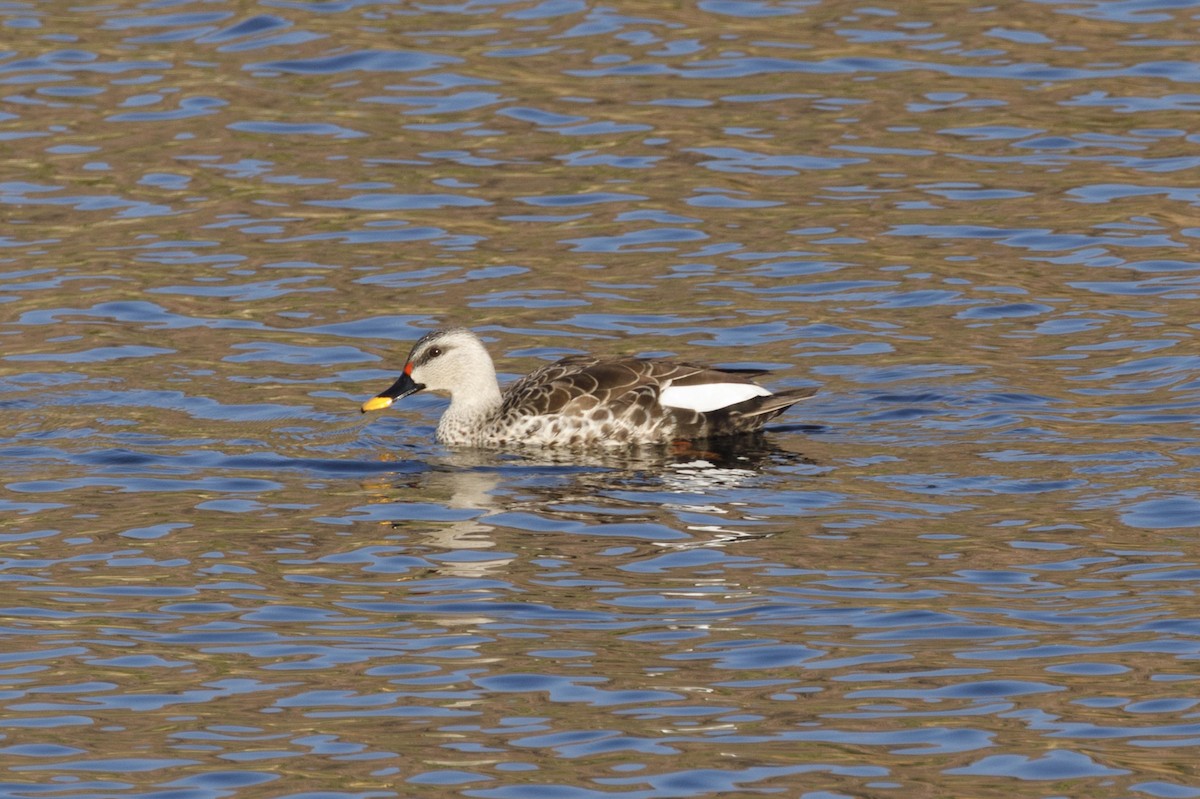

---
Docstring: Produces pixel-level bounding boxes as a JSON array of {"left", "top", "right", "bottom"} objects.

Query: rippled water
[{"left": 3, "top": 1, "right": 1200, "bottom": 797}]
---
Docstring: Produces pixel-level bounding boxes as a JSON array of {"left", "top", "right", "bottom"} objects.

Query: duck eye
[{"left": 427, "top": 346, "right": 442, "bottom": 359}]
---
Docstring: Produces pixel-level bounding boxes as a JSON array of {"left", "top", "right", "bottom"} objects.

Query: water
[{"left": 2, "top": 1, "right": 1200, "bottom": 797}]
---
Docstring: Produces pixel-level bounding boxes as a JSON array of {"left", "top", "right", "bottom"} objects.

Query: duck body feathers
[
  {"left": 487, "top": 355, "right": 814, "bottom": 447},
  {"left": 362, "top": 328, "right": 816, "bottom": 449}
]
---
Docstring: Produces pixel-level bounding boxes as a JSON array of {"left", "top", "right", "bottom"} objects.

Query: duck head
[{"left": 360, "top": 328, "right": 495, "bottom": 413}]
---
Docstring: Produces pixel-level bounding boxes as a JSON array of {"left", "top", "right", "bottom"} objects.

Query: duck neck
[{"left": 437, "top": 361, "right": 503, "bottom": 443}]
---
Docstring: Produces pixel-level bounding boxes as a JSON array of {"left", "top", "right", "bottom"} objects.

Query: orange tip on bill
[{"left": 360, "top": 396, "right": 394, "bottom": 413}]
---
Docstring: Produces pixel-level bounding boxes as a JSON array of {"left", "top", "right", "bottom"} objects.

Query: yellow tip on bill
[{"left": 360, "top": 396, "right": 394, "bottom": 413}]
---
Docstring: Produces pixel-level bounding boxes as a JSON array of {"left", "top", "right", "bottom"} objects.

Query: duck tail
[{"left": 733, "top": 387, "right": 817, "bottom": 419}]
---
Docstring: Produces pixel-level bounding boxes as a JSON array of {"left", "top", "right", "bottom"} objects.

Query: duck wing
[
  {"left": 500, "top": 356, "right": 659, "bottom": 417},
  {"left": 501, "top": 355, "right": 811, "bottom": 426},
  {"left": 639, "top": 360, "right": 816, "bottom": 436}
]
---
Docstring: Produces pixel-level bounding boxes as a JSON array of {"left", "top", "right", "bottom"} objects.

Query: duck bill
[{"left": 361, "top": 371, "right": 425, "bottom": 413}]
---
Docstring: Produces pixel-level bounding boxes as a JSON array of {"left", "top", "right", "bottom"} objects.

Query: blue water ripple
[
  {"left": 945, "top": 750, "right": 1127, "bottom": 779},
  {"left": 1132, "top": 782, "right": 1200, "bottom": 798},
  {"left": 687, "top": 146, "right": 866, "bottom": 174},
  {"left": 248, "top": 50, "right": 460, "bottom": 74},
  {"left": 228, "top": 121, "right": 366, "bottom": 138},
  {"left": 1121, "top": 496, "right": 1200, "bottom": 528},
  {"left": 309, "top": 193, "right": 489, "bottom": 210},
  {"left": 163, "top": 771, "right": 279, "bottom": 789},
  {"left": 12, "top": 757, "right": 200, "bottom": 772},
  {"left": 7, "top": 476, "right": 281, "bottom": 494},
  {"left": 562, "top": 227, "right": 708, "bottom": 253}
]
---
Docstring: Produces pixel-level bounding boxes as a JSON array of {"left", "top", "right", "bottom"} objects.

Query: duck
[{"left": 360, "top": 328, "right": 816, "bottom": 448}]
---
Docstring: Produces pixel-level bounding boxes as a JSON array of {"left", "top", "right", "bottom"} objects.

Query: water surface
[{"left": 2, "top": 1, "right": 1200, "bottom": 797}]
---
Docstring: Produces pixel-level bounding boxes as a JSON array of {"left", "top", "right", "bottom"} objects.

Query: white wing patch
[{"left": 658, "top": 382, "right": 771, "bottom": 413}]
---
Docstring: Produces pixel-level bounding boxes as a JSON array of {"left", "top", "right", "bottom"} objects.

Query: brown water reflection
[{"left": 3, "top": 0, "right": 1200, "bottom": 797}]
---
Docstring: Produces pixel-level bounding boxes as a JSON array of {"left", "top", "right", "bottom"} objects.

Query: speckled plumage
[{"left": 362, "top": 328, "right": 816, "bottom": 448}]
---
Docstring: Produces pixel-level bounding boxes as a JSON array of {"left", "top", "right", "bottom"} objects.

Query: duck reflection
[{"left": 360, "top": 432, "right": 818, "bottom": 558}]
